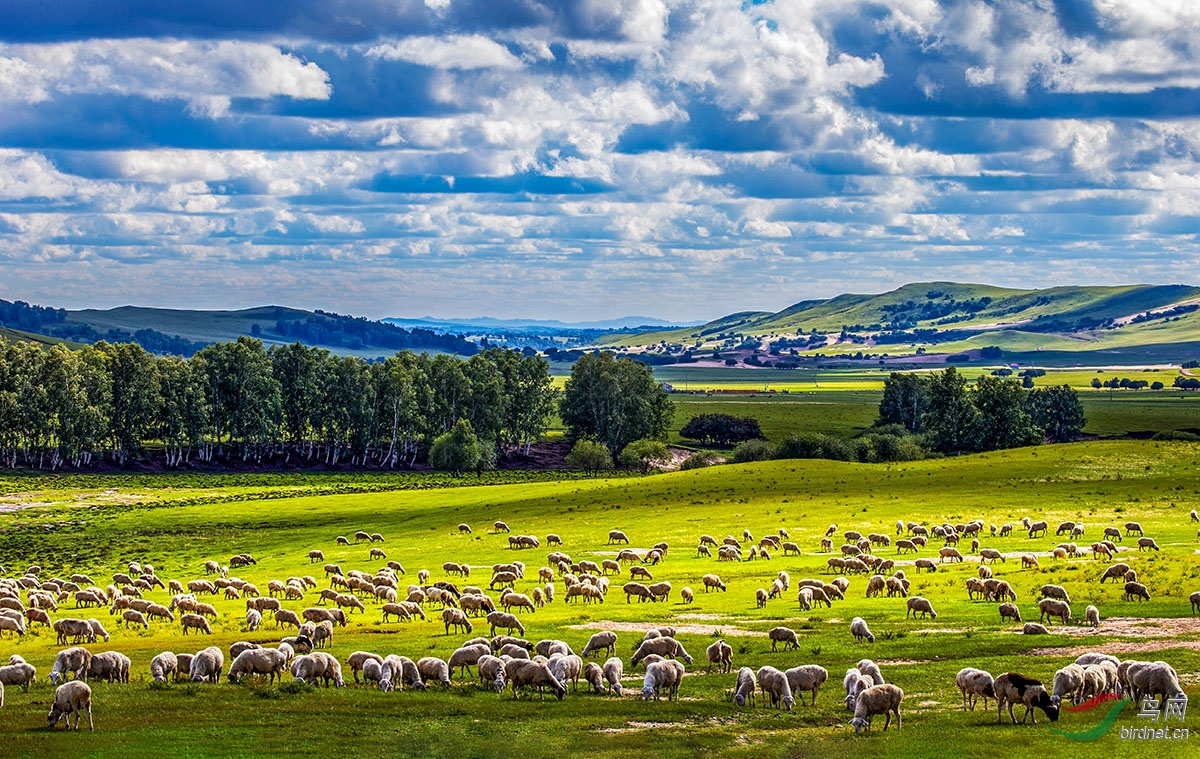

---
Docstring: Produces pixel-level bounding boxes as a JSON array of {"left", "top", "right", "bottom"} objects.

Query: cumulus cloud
[{"left": 367, "top": 35, "right": 524, "bottom": 70}]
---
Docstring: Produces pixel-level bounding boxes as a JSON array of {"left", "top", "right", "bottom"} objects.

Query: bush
[
  {"left": 731, "top": 439, "right": 776, "bottom": 463},
  {"left": 619, "top": 439, "right": 672, "bottom": 473},
  {"left": 429, "top": 420, "right": 483, "bottom": 475},
  {"left": 774, "top": 433, "right": 825, "bottom": 459},
  {"left": 565, "top": 439, "right": 613, "bottom": 475},
  {"left": 858, "top": 433, "right": 925, "bottom": 462},
  {"left": 679, "top": 451, "right": 723, "bottom": 470},
  {"left": 1151, "top": 430, "right": 1200, "bottom": 442}
]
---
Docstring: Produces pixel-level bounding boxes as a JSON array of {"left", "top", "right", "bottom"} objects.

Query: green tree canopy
[
  {"left": 429, "top": 419, "right": 483, "bottom": 475},
  {"left": 1025, "top": 384, "right": 1086, "bottom": 442},
  {"left": 559, "top": 352, "right": 673, "bottom": 453},
  {"left": 922, "top": 367, "right": 979, "bottom": 454},
  {"left": 877, "top": 372, "right": 930, "bottom": 433}
]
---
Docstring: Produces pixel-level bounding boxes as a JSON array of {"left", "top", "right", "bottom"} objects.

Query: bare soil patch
[{"left": 1028, "top": 617, "right": 1200, "bottom": 655}]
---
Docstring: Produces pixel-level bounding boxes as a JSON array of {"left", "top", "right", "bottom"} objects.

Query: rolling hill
[{"left": 596, "top": 281, "right": 1200, "bottom": 365}]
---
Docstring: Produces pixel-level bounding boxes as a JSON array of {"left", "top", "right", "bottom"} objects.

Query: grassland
[{"left": 1, "top": 441, "right": 1199, "bottom": 757}]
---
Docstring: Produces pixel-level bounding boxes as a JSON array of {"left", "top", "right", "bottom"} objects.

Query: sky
[{"left": 2, "top": 0, "right": 1200, "bottom": 322}]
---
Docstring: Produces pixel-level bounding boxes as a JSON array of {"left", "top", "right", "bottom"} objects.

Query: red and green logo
[{"left": 1052, "top": 696, "right": 1130, "bottom": 742}]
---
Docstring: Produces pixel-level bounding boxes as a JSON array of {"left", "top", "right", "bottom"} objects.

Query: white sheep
[
  {"left": 346, "top": 651, "right": 384, "bottom": 684},
  {"left": 582, "top": 631, "right": 618, "bottom": 659},
  {"left": 149, "top": 652, "right": 177, "bottom": 683},
  {"left": 478, "top": 655, "right": 508, "bottom": 692},
  {"left": 49, "top": 647, "right": 92, "bottom": 685},
  {"left": 190, "top": 646, "right": 225, "bottom": 684},
  {"left": 641, "top": 659, "right": 684, "bottom": 701},
  {"left": 47, "top": 680, "right": 93, "bottom": 731},
  {"left": 785, "top": 664, "right": 828, "bottom": 706},
  {"left": 505, "top": 659, "right": 565, "bottom": 701},
  {"left": 851, "top": 683, "right": 903, "bottom": 732},
  {"left": 733, "top": 666, "right": 757, "bottom": 707},
  {"left": 1128, "top": 662, "right": 1185, "bottom": 708},
  {"left": 850, "top": 617, "right": 875, "bottom": 644},
  {"left": 767, "top": 626, "right": 800, "bottom": 651},
  {"left": 757, "top": 665, "right": 795, "bottom": 711},
  {"left": 603, "top": 657, "right": 624, "bottom": 696},
  {"left": 0, "top": 659, "right": 36, "bottom": 688},
  {"left": 417, "top": 657, "right": 452, "bottom": 688},
  {"left": 955, "top": 667, "right": 995, "bottom": 711},
  {"left": 706, "top": 639, "right": 733, "bottom": 673},
  {"left": 856, "top": 659, "right": 885, "bottom": 686},
  {"left": 88, "top": 651, "right": 130, "bottom": 683},
  {"left": 1085, "top": 605, "right": 1100, "bottom": 627},
  {"left": 905, "top": 597, "right": 937, "bottom": 619}
]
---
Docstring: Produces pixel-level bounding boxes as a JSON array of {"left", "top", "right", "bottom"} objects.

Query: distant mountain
[
  {"left": 0, "top": 301, "right": 478, "bottom": 357},
  {"left": 596, "top": 282, "right": 1200, "bottom": 363},
  {"left": 385, "top": 315, "right": 703, "bottom": 332}
]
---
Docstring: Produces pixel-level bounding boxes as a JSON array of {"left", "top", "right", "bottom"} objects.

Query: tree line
[{"left": 0, "top": 338, "right": 556, "bottom": 471}]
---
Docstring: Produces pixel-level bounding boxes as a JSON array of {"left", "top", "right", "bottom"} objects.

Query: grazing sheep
[
  {"left": 913, "top": 558, "right": 937, "bottom": 573},
  {"left": 0, "top": 659, "right": 37, "bottom": 688},
  {"left": 856, "top": 659, "right": 885, "bottom": 686},
  {"left": 228, "top": 648, "right": 289, "bottom": 684},
  {"left": 733, "top": 666, "right": 757, "bottom": 707},
  {"left": 447, "top": 644, "right": 491, "bottom": 678},
  {"left": 47, "top": 681, "right": 93, "bottom": 732},
  {"left": 850, "top": 683, "right": 903, "bottom": 732},
  {"left": 581, "top": 661, "right": 604, "bottom": 693},
  {"left": 181, "top": 613, "right": 213, "bottom": 635},
  {"left": 1191, "top": 591, "right": 1200, "bottom": 615},
  {"left": 346, "top": 651, "right": 384, "bottom": 684},
  {"left": 487, "top": 611, "right": 526, "bottom": 637},
  {"left": 1128, "top": 662, "right": 1185, "bottom": 708},
  {"left": 582, "top": 631, "right": 618, "bottom": 659},
  {"left": 1099, "top": 563, "right": 1130, "bottom": 583},
  {"left": 477, "top": 655, "right": 507, "bottom": 693},
  {"left": 190, "top": 646, "right": 225, "bottom": 684},
  {"left": 785, "top": 665, "right": 829, "bottom": 706},
  {"left": 608, "top": 530, "right": 630, "bottom": 544},
  {"left": 442, "top": 607, "right": 474, "bottom": 636},
  {"left": 1137, "top": 537, "right": 1160, "bottom": 552},
  {"left": 505, "top": 659, "right": 565, "bottom": 701},
  {"left": 49, "top": 647, "right": 92, "bottom": 685},
  {"left": 999, "top": 602, "right": 1022, "bottom": 623},
  {"left": 1085, "top": 605, "right": 1100, "bottom": 627},
  {"left": 956, "top": 668, "right": 995, "bottom": 711},
  {"left": 905, "top": 597, "right": 937, "bottom": 619},
  {"left": 1021, "top": 554, "right": 1039, "bottom": 569},
  {"left": 850, "top": 617, "right": 875, "bottom": 644},
  {"left": 1038, "top": 599, "right": 1072, "bottom": 625},
  {"left": 602, "top": 657, "right": 624, "bottom": 696},
  {"left": 1123, "top": 582, "right": 1152, "bottom": 602},
  {"left": 757, "top": 666, "right": 795, "bottom": 711},
  {"left": 702, "top": 574, "right": 727, "bottom": 592},
  {"left": 641, "top": 659, "right": 684, "bottom": 701},
  {"left": 768, "top": 626, "right": 800, "bottom": 651},
  {"left": 995, "top": 672, "right": 1059, "bottom": 724},
  {"left": 1023, "top": 622, "right": 1051, "bottom": 635},
  {"left": 1039, "top": 585, "right": 1071, "bottom": 604},
  {"left": 122, "top": 609, "right": 149, "bottom": 629},
  {"left": 706, "top": 639, "right": 733, "bottom": 673},
  {"left": 1051, "top": 664, "right": 1086, "bottom": 706},
  {"left": 54, "top": 618, "right": 94, "bottom": 646},
  {"left": 1125, "top": 522, "right": 1144, "bottom": 536},
  {"left": 630, "top": 637, "right": 693, "bottom": 667}
]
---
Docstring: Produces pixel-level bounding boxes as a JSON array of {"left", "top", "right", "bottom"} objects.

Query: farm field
[{"left": 0, "top": 442, "right": 1199, "bottom": 757}]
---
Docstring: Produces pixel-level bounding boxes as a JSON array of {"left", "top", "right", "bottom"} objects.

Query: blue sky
[{"left": 1, "top": 0, "right": 1199, "bottom": 322}]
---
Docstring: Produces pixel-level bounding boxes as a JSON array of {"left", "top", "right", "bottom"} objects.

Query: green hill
[{"left": 597, "top": 281, "right": 1200, "bottom": 362}]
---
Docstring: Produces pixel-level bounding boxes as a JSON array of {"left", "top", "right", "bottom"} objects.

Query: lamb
[
  {"left": 228, "top": 648, "right": 289, "bottom": 684},
  {"left": 768, "top": 626, "right": 800, "bottom": 651},
  {"left": 603, "top": 657, "right": 624, "bottom": 695},
  {"left": 188, "top": 646, "right": 224, "bottom": 684},
  {"left": 706, "top": 639, "right": 733, "bottom": 673},
  {"left": 181, "top": 613, "right": 213, "bottom": 635},
  {"left": 582, "top": 631, "right": 618, "bottom": 659},
  {"left": 956, "top": 668, "right": 995, "bottom": 711},
  {"left": 47, "top": 681, "right": 93, "bottom": 732},
  {"left": 905, "top": 597, "right": 937, "bottom": 619},
  {"left": 733, "top": 666, "right": 757, "bottom": 707},
  {"left": 630, "top": 637, "right": 693, "bottom": 667},
  {"left": 49, "top": 647, "right": 92, "bottom": 684},
  {"left": 850, "top": 617, "right": 875, "bottom": 644},
  {"left": 88, "top": 651, "right": 131, "bottom": 683},
  {"left": 1038, "top": 599, "right": 1072, "bottom": 625},
  {"left": 785, "top": 664, "right": 829, "bottom": 706},
  {"left": 149, "top": 652, "right": 177, "bottom": 682},
  {"left": 506, "top": 659, "right": 566, "bottom": 701},
  {"left": 850, "top": 684, "right": 903, "bottom": 732},
  {"left": 642, "top": 659, "right": 684, "bottom": 701},
  {"left": 995, "top": 672, "right": 1059, "bottom": 724},
  {"left": 1085, "top": 605, "right": 1100, "bottom": 627},
  {"left": 756, "top": 665, "right": 795, "bottom": 711}
]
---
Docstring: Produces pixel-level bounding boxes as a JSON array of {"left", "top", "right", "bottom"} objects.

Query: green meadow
[{"left": 1, "top": 441, "right": 1199, "bottom": 757}]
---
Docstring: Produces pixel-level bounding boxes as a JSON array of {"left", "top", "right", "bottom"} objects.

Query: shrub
[
  {"left": 619, "top": 439, "right": 672, "bottom": 473},
  {"left": 679, "top": 451, "right": 723, "bottom": 470},
  {"left": 429, "top": 420, "right": 484, "bottom": 475},
  {"left": 1151, "top": 430, "right": 1200, "bottom": 442},
  {"left": 731, "top": 439, "right": 776, "bottom": 463},
  {"left": 565, "top": 439, "right": 614, "bottom": 475}
]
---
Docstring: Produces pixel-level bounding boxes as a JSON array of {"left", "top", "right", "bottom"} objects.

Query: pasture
[{"left": 0, "top": 441, "right": 1199, "bottom": 757}]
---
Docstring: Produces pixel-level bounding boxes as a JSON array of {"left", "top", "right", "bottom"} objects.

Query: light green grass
[{"left": 1, "top": 442, "right": 1199, "bottom": 757}]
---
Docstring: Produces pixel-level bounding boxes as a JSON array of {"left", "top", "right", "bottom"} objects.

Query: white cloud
[
  {"left": 0, "top": 40, "right": 330, "bottom": 116},
  {"left": 367, "top": 35, "right": 523, "bottom": 70}
]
